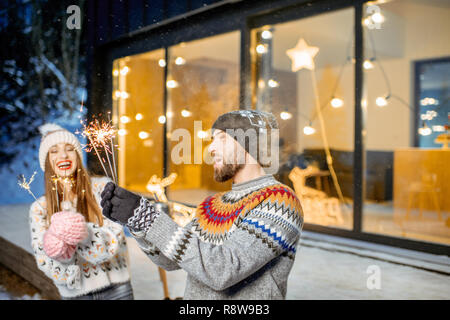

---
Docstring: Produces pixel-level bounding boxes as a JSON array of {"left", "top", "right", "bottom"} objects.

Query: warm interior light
[
  {"left": 135, "top": 113, "right": 143, "bottom": 120},
  {"left": 175, "top": 57, "right": 186, "bottom": 65},
  {"left": 181, "top": 109, "right": 192, "bottom": 118},
  {"left": 139, "top": 131, "right": 150, "bottom": 139},
  {"left": 166, "top": 80, "right": 178, "bottom": 88},
  {"left": 331, "top": 97, "right": 344, "bottom": 108},
  {"left": 303, "top": 125, "right": 316, "bottom": 135},
  {"left": 158, "top": 59, "right": 166, "bottom": 67},
  {"left": 158, "top": 115, "right": 166, "bottom": 124},
  {"left": 256, "top": 44, "right": 267, "bottom": 54},
  {"left": 120, "top": 115, "right": 131, "bottom": 124},
  {"left": 376, "top": 96, "right": 388, "bottom": 107},
  {"left": 118, "top": 129, "right": 127, "bottom": 136},
  {"left": 261, "top": 30, "right": 272, "bottom": 39},
  {"left": 280, "top": 111, "right": 292, "bottom": 120},
  {"left": 258, "top": 79, "right": 265, "bottom": 89}
]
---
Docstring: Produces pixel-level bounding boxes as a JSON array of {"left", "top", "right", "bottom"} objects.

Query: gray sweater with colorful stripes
[{"left": 130, "top": 174, "right": 303, "bottom": 300}]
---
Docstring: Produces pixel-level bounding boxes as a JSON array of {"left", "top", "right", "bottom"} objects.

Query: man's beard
[{"left": 214, "top": 162, "right": 244, "bottom": 182}]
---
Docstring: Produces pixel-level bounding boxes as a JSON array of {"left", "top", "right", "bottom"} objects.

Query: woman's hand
[{"left": 49, "top": 211, "right": 88, "bottom": 245}]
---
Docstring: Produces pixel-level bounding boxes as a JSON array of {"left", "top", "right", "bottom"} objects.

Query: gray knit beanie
[{"left": 212, "top": 110, "right": 279, "bottom": 167}]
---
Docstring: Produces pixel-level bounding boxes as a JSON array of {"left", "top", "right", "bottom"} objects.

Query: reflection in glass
[
  {"left": 362, "top": 0, "right": 450, "bottom": 245},
  {"left": 166, "top": 31, "right": 240, "bottom": 205},
  {"left": 252, "top": 8, "right": 355, "bottom": 229},
  {"left": 112, "top": 49, "right": 165, "bottom": 193}
]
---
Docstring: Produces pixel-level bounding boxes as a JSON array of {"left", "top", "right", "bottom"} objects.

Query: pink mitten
[
  {"left": 60, "top": 244, "right": 77, "bottom": 260},
  {"left": 50, "top": 211, "right": 88, "bottom": 245},
  {"left": 43, "top": 230, "right": 73, "bottom": 260}
]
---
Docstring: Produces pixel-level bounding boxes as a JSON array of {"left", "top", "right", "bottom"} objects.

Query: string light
[
  {"left": 114, "top": 91, "right": 129, "bottom": 99},
  {"left": 118, "top": 129, "right": 127, "bottom": 136},
  {"left": 363, "top": 59, "right": 374, "bottom": 69},
  {"left": 261, "top": 30, "right": 272, "bottom": 39},
  {"left": 139, "top": 131, "right": 150, "bottom": 139},
  {"left": 166, "top": 111, "right": 174, "bottom": 118},
  {"left": 120, "top": 115, "right": 131, "bottom": 124},
  {"left": 158, "top": 115, "right": 166, "bottom": 124},
  {"left": 376, "top": 96, "right": 388, "bottom": 107},
  {"left": 371, "top": 12, "right": 384, "bottom": 24},
  {"left": 268, "top": 79, "right": 279, "bottom": 88},
  {"left": 181, "top": 109, "right": 192, "bottom": 118},
  {"left": 120, "top": 66, "right": 129, "bottom": 75},
  {"left": 303, "top": 124, "right": 316, "bottom": 135},
  {"left": 166, "top": 80, "right": 178, "bottom": 88},
  {"left": 175, "top": 57, "right": 186, "bottom": 65},
  {"left": 158, "top": 59, "right": 166, "bottom": 67},
  {"left": 280, "top": 111, "right": 292, "bottom": 120},
  {"left": 135, "top": 113, "right": 143, "bottom": 120},
  {"left": 112, "top": 69, "right": 119, "bottom": 76},
  {"left": 256, "top": 44, "right": 267, "bottom": 54},
  {"left": 331, "top": 97, "right": 344, "bottom": 108},
  {"left": 197, "top": 130, "right": 208, "bottom": 139}
]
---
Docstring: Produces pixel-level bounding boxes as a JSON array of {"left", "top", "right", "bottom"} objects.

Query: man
[{"left": 100, "top": 110, "right": 304, "bottom": 300}]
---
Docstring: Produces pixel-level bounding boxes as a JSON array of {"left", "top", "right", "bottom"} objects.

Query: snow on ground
[
  {"left": 0, "top": 202, "right": 449, "bottom": 300},
  {"left": 0, "top": 285, "right": 42, "bottom": 300}
]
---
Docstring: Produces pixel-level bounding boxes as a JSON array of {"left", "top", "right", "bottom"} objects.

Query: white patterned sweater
[{"left": 29, "top": 176, "right": 131, "bottom": 298}]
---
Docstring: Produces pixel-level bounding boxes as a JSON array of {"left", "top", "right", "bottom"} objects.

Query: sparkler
[
  {"left": 76, "top": 92, "right": 117, "bottom": 183},
  {"left": 107, "top": 112, "right": 118, "bottom": 183},
  {"left": 51, "top": 174, "right": 60, "bottom": 212},
  {"left": 18, "top": 172, "right": 44, "bottom": 211},
  {"left": 78, "top": 117, "right": 116, "bottom": 182}
]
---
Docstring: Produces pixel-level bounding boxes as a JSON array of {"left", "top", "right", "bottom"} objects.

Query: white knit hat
[{"left": 38, "top": 123, "right": 83, "bottom": 172}]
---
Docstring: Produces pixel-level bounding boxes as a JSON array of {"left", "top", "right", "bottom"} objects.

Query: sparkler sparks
[
  {"left": 76, "top": 114, "right": 118, "bottom": 183},
  {"left": 18, "top": 172, "right": 44, "bottom": 210},
  {"left": 75, "top": 92, "right": 118, "bottom": 183}
]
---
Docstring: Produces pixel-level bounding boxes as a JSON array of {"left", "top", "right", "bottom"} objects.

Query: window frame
[{"left": 90, "top": 0, "right": 450, "bottom": 255}]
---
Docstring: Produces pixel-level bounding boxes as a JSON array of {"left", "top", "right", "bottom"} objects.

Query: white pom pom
[{"left": 39, "top": 123, "right": 64, "bottom": 136}]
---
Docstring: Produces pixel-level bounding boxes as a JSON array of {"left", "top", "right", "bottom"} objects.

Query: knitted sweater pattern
[
  {"left": 131, "top": 174, "right": 303, "bottom": 300},
  {"left": 29, "top": 177, "right": 131, "bottom": 298}
]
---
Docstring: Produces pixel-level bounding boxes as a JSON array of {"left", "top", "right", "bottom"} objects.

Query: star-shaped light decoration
[{"left": 286, "top": 38, "right": 319, "bottom": 72}]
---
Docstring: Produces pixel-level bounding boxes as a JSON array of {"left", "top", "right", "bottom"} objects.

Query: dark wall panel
[
  {"left": 167, "top": 1, "right": 188, "bottom": 18},
  {"left": 145, "top": 0, "right": 165, "bottom": 25},
  {"left": 96, "top": 0, "right": 110, "bottom": 45},
  {"left": 111, "top": 0, "right": 127, "bottom": 40},
  {"left": 128, "top": 0, "right": 145, "bottom": 32}
]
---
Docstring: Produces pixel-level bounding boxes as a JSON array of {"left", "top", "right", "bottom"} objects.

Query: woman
[{"left": 29, "top": 123, "right": 133, "bottom": 300}]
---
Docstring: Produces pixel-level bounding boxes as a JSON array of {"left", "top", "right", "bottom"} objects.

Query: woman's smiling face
[{"left": 48, "top": 143, "right": 78, "bottom": 177}]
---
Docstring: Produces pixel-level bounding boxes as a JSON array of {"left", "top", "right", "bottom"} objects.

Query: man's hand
[{"left": 100, "top": 182, "right": 141, "bottom": 225}]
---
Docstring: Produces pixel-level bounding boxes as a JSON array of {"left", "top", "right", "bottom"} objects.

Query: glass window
[
  {"left": 166, "top": 31, "right": 241, "bottom": 205},
  {"left": 112, "top": 49, "right": 166, "bottom": 193},
  {"left": 362, "top": 0, "right": 450, "bottom": 245},
  {"left": 251, "top": 8, "right": 355, "bottom": 229}
]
